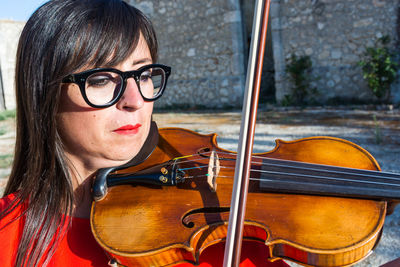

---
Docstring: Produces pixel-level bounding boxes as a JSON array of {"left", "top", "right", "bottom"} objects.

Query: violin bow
[{"left": 223, "top": 0, "right": 271, "bottom": 266}]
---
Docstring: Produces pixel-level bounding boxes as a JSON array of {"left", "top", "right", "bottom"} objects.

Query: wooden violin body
[{"left": 91, "top": 128, "right": 387, "bottom": 267}]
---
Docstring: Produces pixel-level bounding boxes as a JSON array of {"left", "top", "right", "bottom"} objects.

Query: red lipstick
[{"left": 113, "top": 124, "right": 141, "bottom": 135}]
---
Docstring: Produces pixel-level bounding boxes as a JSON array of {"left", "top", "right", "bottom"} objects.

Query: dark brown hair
[{"left": 1, "top": 0, "right": 158, "bottom": 265}]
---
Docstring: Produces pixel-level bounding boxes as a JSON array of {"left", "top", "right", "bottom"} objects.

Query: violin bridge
[{"left": 207, "top": 150, "right": 220, "bottom": 192}]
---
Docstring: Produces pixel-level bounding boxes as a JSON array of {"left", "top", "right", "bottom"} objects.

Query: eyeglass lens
[{"left": 84, "top": 67, "right": 165, "bottom": 106}]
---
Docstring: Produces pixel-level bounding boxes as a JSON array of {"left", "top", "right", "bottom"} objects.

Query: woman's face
[{"left": 57, "top": 36, "right": 154, "bottom": 176}]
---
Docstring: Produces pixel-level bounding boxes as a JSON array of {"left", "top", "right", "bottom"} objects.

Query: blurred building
[{"left": 0, "top": 20, "right": 24, "bottom": 110}]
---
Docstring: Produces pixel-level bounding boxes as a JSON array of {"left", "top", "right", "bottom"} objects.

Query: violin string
[
  {"left": 178, "top": 150, "right": 398, "bottom": 179},
  {"left": 179, "top": 164, "right": 400, "bottom": 188},
  {"left": 257, "top": 169, "right": 400, "bottom": 187},
  {"left": 213, "top": 151, "right": 400, "bottom": 180},
  {"left": 175, "top": 152, "right": 400, "bottom": 182},
  {"left": 182, "top": 174, "right": 399, "bottom": 184},
  {"left": 261, "top": 159, "right": 400, "bottom": 182},
  {"left": 173, "top": 154, "right": 212, "bottom": 164},
  {"left": 173, "top": 151, "right": 400, "bottom": 182},
  {"left": 168, "top": 150, "right": 400, "bottom": 191},
  {"left": 184, "top": 174, "right": 209, "bottom": 179}
]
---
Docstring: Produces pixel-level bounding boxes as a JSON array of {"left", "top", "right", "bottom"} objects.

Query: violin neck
[{"left": 258, "top": 158, "right": 400, "bottom": 200}]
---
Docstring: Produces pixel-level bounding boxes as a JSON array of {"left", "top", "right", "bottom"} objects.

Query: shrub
[
  {"left": 284, "top": 54, "right": 318, "bottom": 106},
  {"left": 359, "top": 36, "right": 398, "bottom": 103},
  {"left": 0, "top": 109, "right": 16, "bottom": 121}
]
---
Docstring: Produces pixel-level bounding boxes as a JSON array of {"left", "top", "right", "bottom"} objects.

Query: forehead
[
  {"left": 124, "top": 35, "right": 153, "bottom": 65},
  {"left": 110, "top": 36, "right": 152, "bottom": 71},
  {"left": 75, "top": 34, "right": 152, "bottom": 73}
]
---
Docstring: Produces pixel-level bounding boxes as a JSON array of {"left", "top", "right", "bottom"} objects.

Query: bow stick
[{"left": 223, "top": 0, "right": 271, "bottom": 266}]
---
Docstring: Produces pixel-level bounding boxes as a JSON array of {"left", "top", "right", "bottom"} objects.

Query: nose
[{"left": 115, "top": 77, "right": 144, "bottom": 110}]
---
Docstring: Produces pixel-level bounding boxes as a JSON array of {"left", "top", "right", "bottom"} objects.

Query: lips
[{"left": 113, "top": 124, "right": 142, "bottom": 135}]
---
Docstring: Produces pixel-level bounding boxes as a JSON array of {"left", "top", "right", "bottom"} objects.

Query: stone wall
[
  {"left": 0, "top": 2, "right": 399, "bottom": 110},
  {"left": 271, "top": 0, "right": 400, "bottom": 104},
  {"left": 0, "top": 20, "right": 25, "bottom": 110},
  {"left": 127, "top": 0, "right": 400, "bottom": 107},
  {"left": 127, "top": 0, "right": 247, "bottom": 108}
]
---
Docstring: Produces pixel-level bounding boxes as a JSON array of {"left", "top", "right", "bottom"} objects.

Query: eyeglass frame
[{"left": 61, "top": 63, "right": 171, "bottom": 108}]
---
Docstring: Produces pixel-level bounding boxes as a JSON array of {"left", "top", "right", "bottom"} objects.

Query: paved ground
[
  {"left": 153, "top": 106, "right": 400, "bottom": 267},
  {"left": 0, "top": 106, "right": 399, "bottom": 266}
]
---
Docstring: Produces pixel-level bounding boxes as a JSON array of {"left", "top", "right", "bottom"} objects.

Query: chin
[{"left": 115, "top": 148, "right": 142, "bottom": 163}]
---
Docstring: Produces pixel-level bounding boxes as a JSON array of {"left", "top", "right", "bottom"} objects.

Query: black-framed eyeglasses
[{"left": 62, "top": 64, "right": 171, "bottom": 108}]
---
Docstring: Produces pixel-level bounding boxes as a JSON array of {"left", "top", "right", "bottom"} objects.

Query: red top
[{"left": 0, "top": 193, "right": 289, "bottom": 266}]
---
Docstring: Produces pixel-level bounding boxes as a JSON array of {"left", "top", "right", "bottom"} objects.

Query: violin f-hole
[{"left": 182, "top": 207, "right": 231, "bottom": 228}]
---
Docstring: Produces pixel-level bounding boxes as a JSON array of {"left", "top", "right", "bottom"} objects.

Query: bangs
[{"left": 65, "top": 0, "right": 157, "bottom": 72}]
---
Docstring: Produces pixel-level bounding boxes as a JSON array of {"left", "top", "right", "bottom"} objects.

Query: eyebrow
[{"left": 132, "top": 58, "right": 153, "bottom": 66}]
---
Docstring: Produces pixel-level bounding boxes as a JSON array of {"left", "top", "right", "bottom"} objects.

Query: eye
[
  {"left": 87, "top": 72, "right": 118, "bottom": 88},
  {"left": 139, "top": 70, "right": 152, "bottom": 83}
]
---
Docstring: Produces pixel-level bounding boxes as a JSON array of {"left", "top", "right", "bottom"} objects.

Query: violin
[
  {"left": 90, "top": 125, "right": 400, "bottom": 266},
  {"left": 90, "top": 0, "right": 400, "bottom": 265}
]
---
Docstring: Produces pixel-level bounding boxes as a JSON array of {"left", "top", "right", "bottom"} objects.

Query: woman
[{"left": 0, "top": 0, "right": 288, "bottom": 266}]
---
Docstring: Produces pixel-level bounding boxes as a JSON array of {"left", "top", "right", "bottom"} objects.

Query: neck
[
  {"left": 65, "top": 158, "right": 96, "bottom": 219},
  {"left": 72, "top": 176, "right": 93, "bottom": 218}
]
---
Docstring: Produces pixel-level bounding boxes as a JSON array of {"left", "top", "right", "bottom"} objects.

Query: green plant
[
  {"left": 0, "top": 109, "right": 16, "bottom": 121},
  {"left": 372, "top": 114, "right": 382, "bottom": 144},
  {"left": 359, "top": 36, "right": 398, "bottom": 103},
  {"left": 0, "top": 127, "right": 6, "bottom": 136},
  {"left": 284, "top": 54, "right": 318, "bottom": 106},
  {"left": 0, "top": 154, "right": 13, "bottom": 169}
]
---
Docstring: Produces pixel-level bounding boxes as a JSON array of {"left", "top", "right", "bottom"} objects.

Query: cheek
[
  {"left": 143, "top": 102, "right": 154, "bottom": 121},
  {"left": 141, "top": 103, "right": 154, "bottom": 140},
  {"left": 57, "top": 111, "right": 104, "bottom": 151},
  {"left": 59, "top": 83, "right": 94, "bottom": 114},
  {"left": 57, "top": 85, "right": 107, "bottom": 154}
]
